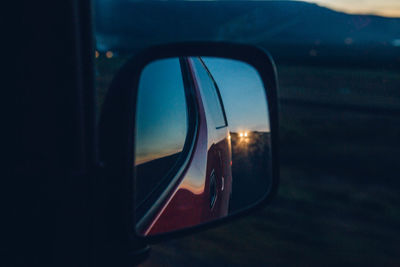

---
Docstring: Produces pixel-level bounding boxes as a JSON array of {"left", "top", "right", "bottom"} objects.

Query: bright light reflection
[{"left": 106, "top": 51, "right": 113, "bottom": 58}]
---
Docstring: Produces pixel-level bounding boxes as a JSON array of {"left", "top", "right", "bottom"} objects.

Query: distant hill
[
  {"left": 95, "top": 1, "right": 400, "bottom": 66},
  {"left": 216, "top": 1, "right": 400, "bottom": 45}
]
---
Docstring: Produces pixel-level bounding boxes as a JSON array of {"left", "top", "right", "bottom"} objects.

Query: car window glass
[
  {"left": 191, "top": 57, "right": 227, "bottom": 129},
  {"left": 135, "top": 58, "right": 188, "bottom": 207}
]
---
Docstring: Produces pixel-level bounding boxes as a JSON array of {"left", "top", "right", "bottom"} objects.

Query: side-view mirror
[{"left": 99, "top": 42, "right": 279, "bottom": 245}]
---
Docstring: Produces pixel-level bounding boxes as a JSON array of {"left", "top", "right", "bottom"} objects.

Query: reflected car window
[
  {"left": 135, "top": 58, "right": 188, "bottom": 208},
  {"left": 191, "top": 57, "right": 227, "bottom": 129}
]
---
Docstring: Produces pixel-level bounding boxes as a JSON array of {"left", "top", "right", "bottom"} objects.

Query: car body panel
[{"left": 140, "top": 57, "right": 232, "bottom": 235}]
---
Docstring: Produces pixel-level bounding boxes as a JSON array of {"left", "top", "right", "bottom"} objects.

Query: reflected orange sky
[
  {"left": 301, "top": 0, "right": 400, "bottom": 17},
  {"left": 135, "top": 148, "right": 182, "bottom": 165}
]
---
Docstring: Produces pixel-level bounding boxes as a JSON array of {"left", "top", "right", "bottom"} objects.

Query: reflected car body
[{"left": 137, "top": 57, "right": 233, "bottom": 235}]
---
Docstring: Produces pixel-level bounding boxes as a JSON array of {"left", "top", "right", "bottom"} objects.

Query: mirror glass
[{"left": 134, "top": 57, "right": 272, "bottom": 236}]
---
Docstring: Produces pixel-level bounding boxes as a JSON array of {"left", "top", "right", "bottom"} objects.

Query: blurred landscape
[
  {"left": 97, "top": 59, "right": 400, "bottom": 266},
  {"left": 229, "top": 131, "right": 272, "bottom": 213},
  {"left": 95, "top": 1, "right": 400, "bottom": 266},
  {"left": 95, "top": 1, "right": 400, "bottom": 67},
  {"left": 139, "top": 63, "right": 400, "bottom": 267}
]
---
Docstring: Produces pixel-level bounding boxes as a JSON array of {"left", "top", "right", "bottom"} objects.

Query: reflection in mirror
[{"left": 135, "top": 57, "right": 271, "bottom": 237}]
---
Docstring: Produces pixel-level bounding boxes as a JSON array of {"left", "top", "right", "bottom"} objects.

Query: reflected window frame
[{"left": 134, "top": 57, "right": 200, "bottom": 223}]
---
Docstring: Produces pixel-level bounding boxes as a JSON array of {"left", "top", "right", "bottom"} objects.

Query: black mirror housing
[{"left": 99, "top": 42, "right": 280, "bottom": 247}]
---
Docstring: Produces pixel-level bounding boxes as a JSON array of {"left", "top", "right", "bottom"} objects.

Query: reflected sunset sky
[
  {"left": 203, "top": 57, "right": 270, "bottom": 133},
  {"left": 135, "top": 58, "right": 188, "bottom": 165}
]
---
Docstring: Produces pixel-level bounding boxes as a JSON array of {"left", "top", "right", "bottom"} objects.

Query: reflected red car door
[
  {"left": 141, "top": 57, "right": 231, "bottom": 235},
  {"left": 188, "top": 57, "right": 232, "bottom": 220}
]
